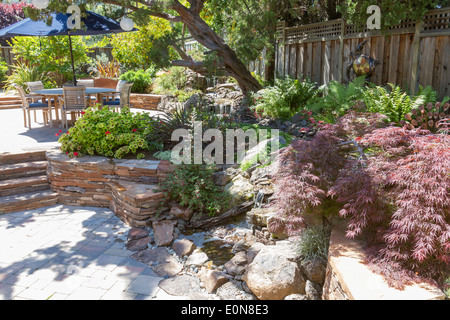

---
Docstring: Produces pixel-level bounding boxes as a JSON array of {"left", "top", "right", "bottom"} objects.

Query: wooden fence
[{"left": 258, "top": 7, "right": 450, "bottom": 100}]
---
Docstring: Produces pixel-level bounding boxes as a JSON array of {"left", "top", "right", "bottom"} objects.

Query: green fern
[
  {"left": 252, "top": 75, "right": 317, "bottom": 120},
  {"left": 363, "top": 83, "right": 413, "bottom": 123},
  {"left": 306, "top": 76, "right": 366, "bottom": 121}
]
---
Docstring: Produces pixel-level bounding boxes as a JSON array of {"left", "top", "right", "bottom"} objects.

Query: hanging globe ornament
[
  {"left": 120, "top": 17, "right": 134, "bottom": 31},
  {"left": 32, "top": 0, "right": 49, "bottom": 9}
]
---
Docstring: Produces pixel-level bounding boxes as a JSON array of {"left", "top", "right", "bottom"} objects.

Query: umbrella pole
[{"left": 68, "top": 32, "right": 77, "bottom": 86}]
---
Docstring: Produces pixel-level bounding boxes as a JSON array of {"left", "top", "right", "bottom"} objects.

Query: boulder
[
  {"left": 185, "top": 249, "right": 209, "bottom": 267},
  {"left": 172, "top": 238, "right": 197, "bottom": 257},
  {"left": 225, "top": 175, "right": 254, "bottom": 204},
  {"left": 224, "top": 251, "right": 248, "bottom": 276},
  {"left": 243, "top": 243, "right": 306, "bottom": 300},
  {"left": 197, "top": 268, "right": 229, "bottom": 293},
  {"left": 246, "top": 242, "right": 266, "bottom": 264},
  {"left": 246, "top": 207, "right": 274, "bottom": 228},
  {"left": 301, "top": 259, "right": 327, "bottom": 284},
  {"left": 213, "top": 171, "right": 232, "bottom": 186},
  {"left": 126, "top": 236, "right": 153, "bottom": 251},
  {"left": 169, "top": 203, "right": 194, "bottom": 221},
  {"left": 153, "top": 220, "right": 177, "bottom": 246}
]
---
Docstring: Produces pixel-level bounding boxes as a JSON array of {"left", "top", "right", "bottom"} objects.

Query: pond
[{"left": 180, "top": 214, "right": 251, "bottom": 266}]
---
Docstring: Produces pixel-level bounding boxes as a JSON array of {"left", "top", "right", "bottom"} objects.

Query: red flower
[
  {"left": 59, "top": 129, "right": 62, "bottom": 133},
  {"left": 355, "top": 137, "right": 362, "bottom": 142},
  {"left": 105, "top": 131, "right": 111, "bottom": 135},
  {"left": 132, "top": 128, "right": 137, "bottom": 132},
  {"left": 81, "top": 111, "right": 86, "bottom": 115},
  {"left": 73, "top": 152, "right": 79, "bottom": 157},
  {"left": 55, "top": 133, "right": 59, "bottom": 136}
]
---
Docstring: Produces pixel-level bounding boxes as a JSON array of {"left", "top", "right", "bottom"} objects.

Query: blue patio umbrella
[{"left": 0, "top": 11, "right": 136, "bottom": 85}]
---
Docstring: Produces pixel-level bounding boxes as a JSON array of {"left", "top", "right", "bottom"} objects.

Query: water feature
[{"left": 180, "top": 214, "right": 251, "bottom": 266}]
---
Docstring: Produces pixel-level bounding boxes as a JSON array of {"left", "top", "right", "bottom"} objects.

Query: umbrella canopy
[
  {"left": 0, "top": 10, "right": 131, "bottom": 37},
  {"left": 0, "top": 11, "right": 136, "bottom": 85}
]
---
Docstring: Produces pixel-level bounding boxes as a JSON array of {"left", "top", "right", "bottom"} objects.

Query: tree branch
[
  {"left": 101, "top": 0, "right": 183, "bottom": 22},
  {"left": 189, "top": 0, "right": 207, "bottom": 14}
]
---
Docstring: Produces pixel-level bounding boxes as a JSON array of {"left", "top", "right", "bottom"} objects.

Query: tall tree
[{"left": 28, "top": 0, "right": 265, "bottom": 93}]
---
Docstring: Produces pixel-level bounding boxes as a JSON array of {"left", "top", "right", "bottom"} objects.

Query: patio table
[{"left": 33, "top": 87, "right": 117, "bottom": 127}]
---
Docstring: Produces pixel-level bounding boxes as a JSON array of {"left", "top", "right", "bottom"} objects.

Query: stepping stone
[{"left": 131, "top": 247, "right": 183, "bottom": 277}]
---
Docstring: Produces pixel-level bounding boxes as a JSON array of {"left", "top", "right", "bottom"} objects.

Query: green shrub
[
  {"left": 0, "top": 58, "right": 8, "bottom": 83},
  {"left": 252, "top": 76, "right": 318, "bottom": 120},
  {"left": 4, "top": 61, "right": 56, "bottom": 93},
  {"left": 297, "top": 225, "right": 331, "bottom": 263},
  {"left": 119, "top": 67, "right": 155, "bottom": 93},
  {"left": 153, "top": 66, "right": 187, "bottom": 94},
  {"left": 362, "top": 84, "right": 442, "bottom": 124},
  {"left": 306, "top": 76, "right": 366, "bottom": 122},
  {"left": 58, "top": 105, "right": 152, "bottom": 159},
  {"left": 158, "top": 164, "right": 232, "bottom": 217}
]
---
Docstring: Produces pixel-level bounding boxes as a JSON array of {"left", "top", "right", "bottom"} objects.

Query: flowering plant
[{"left": 58, "top": 105, "right": 151, "bottom": 159}]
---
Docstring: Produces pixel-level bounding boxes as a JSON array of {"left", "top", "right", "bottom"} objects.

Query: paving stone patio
[{"left": 0, "top": 204, "right": 188, "bottom": 300}]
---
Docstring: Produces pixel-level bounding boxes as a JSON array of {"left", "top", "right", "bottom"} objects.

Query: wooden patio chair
[
  {"left": 102, "top": 82, "right": 133, "bottom": 111},
  {"left": 14, "top": 84, "right": 51, "bottom": 129},
  {"left": 77, "top": 79, "right": 96, "bottom": 106},
  {"left": 59, "top": 86, "right": 88, "bottom": 128},
  {"left": 26, "top": 81, "right": 49, "bottom": 124}
]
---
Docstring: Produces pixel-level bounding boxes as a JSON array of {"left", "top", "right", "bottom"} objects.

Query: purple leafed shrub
[
  {"left": 270, "top": 112, "right": 450, "bottom": 286},
  {"left": 0, "top": 2, "right": 30, "bottom": 29}
]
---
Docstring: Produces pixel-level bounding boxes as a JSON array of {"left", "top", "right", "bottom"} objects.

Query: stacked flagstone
[{"left": 46, "top": 150, "right": 173, "bottom": 227}]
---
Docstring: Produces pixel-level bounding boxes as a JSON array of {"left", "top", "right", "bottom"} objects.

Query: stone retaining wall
[
  {"left": 46, "top": 150, "right": 172, "bottom": 227},
  {"left": 322, "top": 227, "right": 445, "bottom": 300},
  {"left": 129, "top": 94, "right": 162, "bottom": 111}
]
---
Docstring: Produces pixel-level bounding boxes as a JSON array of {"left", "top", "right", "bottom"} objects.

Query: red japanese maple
[{"left": 270, "top": 111, "right": 450, "bottom": 286}]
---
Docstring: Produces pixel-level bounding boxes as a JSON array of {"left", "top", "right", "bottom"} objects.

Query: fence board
[
  {"left": 271, "top": 8, "right": 450, "bottom": 100},
  {"left": 439, "top": 36, "right": 450, "bottom": 98}
]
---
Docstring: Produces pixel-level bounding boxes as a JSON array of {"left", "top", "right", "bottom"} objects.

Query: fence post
[
  {"left": 410, "top": 19, "right": 423, "bottom": 96},
  {"left": 338, "top": 19, "right": 345, "bottom": 83}
]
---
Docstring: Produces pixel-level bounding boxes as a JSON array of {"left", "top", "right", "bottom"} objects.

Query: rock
[
  {"left": 184, "top": 93, "right": 201, "bottom": 109},
  {"left": 241, "top": 136, "right": 286, "bottom": 167},
  {"left": 284, "top": 294, "right": 307, "bottom": 300},
  {"left": 291, "top": 113, "right": 303, "bottom": 123},
  {"left": 153, "top": 220, "right": 176, "bottom": 246},
  {"left": 224, "top": 251, "right": 247, "bottom": 276},
  {"left": 231, "top": 239, "right": 250, "bottom": 254},
  {"left": 213, "top": 171, "right": 232, "bottom": 186},
  {"left": 301, "top": 259, "right": 327, "bottom": 284},
  {"left": 128, "top": 227, "right": 149, "bottom": 241},
  {"left": 197, "top": 268, "right": 229, "bottom": 293},
  {"left": 126, "top": 236, "right": 153, "bottom": 251},
  {"left": 243, "top": 243, "right": 306, "bottom": 300},
  {"left": 172, "top": 238, "right": 197, "bottom": 257},
  {"left": 305, "top": 280, "right": 322, "bottom": 300},
  {"left": 246, "top": 207, "right": 274, "bottom": 228},
  {"left": 131, "top": 247, "right": 183, "bottom": 277},
  {"left": 169, "top": 203, "right": 194, "bottom": 221},
  {"left": 158, "top": 274, "right": 212, "bottom": 299},
  {"left": 224, "top": 175, "right": 254, "bottom": 204},
  {"left": 215, "top": 280, "right": 255, "bottom": 300},
  {"left": 186, "top": 249, "right": 209, "bottom": 267},
  {"left": 246, "top": 242, "right": 266, "bottom": 264}
]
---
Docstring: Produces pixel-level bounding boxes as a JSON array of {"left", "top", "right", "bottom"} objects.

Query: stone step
[
  {"left": 0, "top": 189, "right": 58, "bottom": 215},
  {"left": 0, "top": 151, "right": 47, "bottom": 165},
  {"left": 0, "top": 95, "right": 20, "bottom": 101},
  {"left": 0, "top": 160, "right": 48, "bottom": 180},
  {"left": 0, "top": 104, "right": 22, "bottom": 110},
  {"left": 0, "top": 175, "right": 50, "bottom": 197}
]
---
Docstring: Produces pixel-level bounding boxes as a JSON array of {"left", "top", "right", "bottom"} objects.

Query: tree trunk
[{"left": 171, "top": 3, "right": 262, "bottom": 94}]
